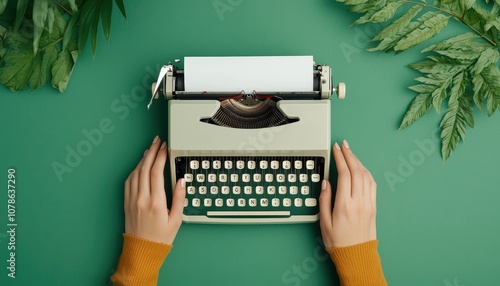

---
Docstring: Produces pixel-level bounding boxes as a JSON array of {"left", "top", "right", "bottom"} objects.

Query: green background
[{"left": 1, "top": 0, "right": 500, "bottom": 285}]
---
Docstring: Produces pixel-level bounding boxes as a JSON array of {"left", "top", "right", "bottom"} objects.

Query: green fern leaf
[
  {"left": 341, "top": 0, "right": 369, "bottom": 5},
  {"left": 471, "top": 48, "right": 500, "bottom": 75},
  {"left": 51, "top": 41, "right": 79, "bottom": 92},
  {"left": 368, "top": 22, "right": 418, "bottom": 52},
  {"left": 440, "top": 71, "right": 473, "bottom": 160},
  {"left": 373, "top": 5, "right": 423, "bottom": 41},
  {"left": 0, "top": 48, "right": 35, "bottom": 91},
  {"left": 32, "top": 0, "right": 49, "bottom": 53},
  {"left": 400, "top": 93, "right": 433, "bottom": 129},
  {"left": 431, "top": 82, "right": 451, "bottom": 114},
  {"left": 354, "top": 2, "right": 404, "bottom": 25},
  {"left": 68, "top": 0, "right": 78, "bottom": 12},
  {"left": 422, "top": 33, "right": 479, "bottom": 52},
  {"left": 395, "top": 12, "right": 451, "bottom": 51},
  {"left": 472, "top": 64, "right": 500, "bottom": 115}
]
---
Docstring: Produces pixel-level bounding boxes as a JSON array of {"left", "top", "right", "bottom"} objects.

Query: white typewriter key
[
  {"left": 187, "top": 186, "right": 196, "bottom": 195},
  {"left": 301, "top": 186, "right": 310, "bottom": 195},
  {"left": 236, "top": 160, "right": 245, "bottom": 169},
  {"left": 192, "top": 198, "right": 200, "bottom": 207},
  {"left": 290, "top": 186, "right": 298, "bottom": 195},
  {"left": 208, "top": 174, "right": 216, "bottom": 183},
  {"left": 242, "top": 174, "right": 251, "bottom": 182},
  {"left": 233, "top": 186, "right": 241, "bottom": 195},
  {"left": 196, "top": 174, "right": 205, "bottom": 182},
  {"left": 260, "top": 198, "right": 269, "bottom": 207},
  {"left": 215, "top": 198, "right": 223, "bottom": 207},
  {"left": 256, "top": 186, "right": 264, "bottom": 195},
  {"left": 219, "top": 174, "right": 227, "bottom": 182},
  {"left": 213, "top": 160, "right": 221, "bottom": 169},
  {"left": 248, "top": 160, "right": 256, "bottom": 169},
  {"left": 202, "top": 160, "right": 210, "bottom": 169},
  {"left": 288, "top": 174, "right": 297, "bottom": 183},
  {"left": 271, "top": 160, "right": 279, "bottom": 169},
  {"left": 184, "top": 174, "right": 193, "bottom": 183},
  {"left": 244, "top": 186, "right": 252, "bottom": 195},
  {"left": 277, "top": 174, "right": 285, "bottom": 183},
  {"left": 311, "top": 174, "right": 320, "bottom": 182},
  {"left": 279, "top": 186, "right": 287, "bottom": 195},
  {"left": 222, "top": 186, "right": 230, "bottom": 195},
  {"left": 204, "top": 198, "right": 212, "bottom": 207},
  {"left": 253, "top": 173, "right": 262, "bottom": 182},
  {"left": 199, "top": 186, "right": 207, "bottom": 195},
  {"left": 190, "top": 160, "right": 199, "bottom": 170},
  {"left": 283, "top": 198, "right": 292, "bottom": 207},
  {"left": 249, "top": 198, "right": 257, "bottom": 207},
  {"left": 272, "top": 198, "right": 280, "bottom": 207},
  {"left": 294, "top": 198, "right": 303, "bottom": 207},
  {"left": 184, "top": 198, "right": 188, "bottom": 207},
  {"left": 283, "top": 160, "right": 291, "bottom": 170},
  {"left": 265, "top": 174, "right": 273, "bottom": 182},
  {"left": 306, "top": 160, "right": 315, "bottom": 170},
  {"left": 226, "top": 198, "right": 235, "bottom": 207},
  {"left": 267, "top": 186, "right": 276, "bottom": 195},
  {"left": 210, "top": 186, "right": 218, "bottom": 195},
  {"left": 238, "top": 198, "right": 246, "bottom": 207},
  {"left": 230, "top": 174, "right": 239, "bottom": 182},
  {"left": 294, "top": 160, "right": 303, "bottom": 169},
  {"left": 225, "top": 160, "right": 233, "bottom": 169},
  {"left": 299, "top": 174, "right": 308, "bottom": 183},
  {"left": 305, "top": 198, "right": 317, "bottom": 207},
  {"left": 260, "top": 160, "right": 268, "bottom": 169}
]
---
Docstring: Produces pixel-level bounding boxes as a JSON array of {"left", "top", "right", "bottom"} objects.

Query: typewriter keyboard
[{"left": 175, "top": 156, "right": 325, "bottom": 222}]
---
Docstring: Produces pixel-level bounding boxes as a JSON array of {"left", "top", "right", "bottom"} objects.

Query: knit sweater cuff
[
  {"left": 110, "top": 233, "right": 172, "bottom": 286},
  {"left": 326, "top": 240, "right": 387, "bottom": 286}
]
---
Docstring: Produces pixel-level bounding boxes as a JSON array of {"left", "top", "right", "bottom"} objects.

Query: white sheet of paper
[{"left": 184, "top": 56, "right": 313, "bottom": 92}]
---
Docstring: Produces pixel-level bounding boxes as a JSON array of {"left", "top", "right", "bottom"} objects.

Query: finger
[
  {"left": 129, "top": 168, "right": 140, "bottom": 205},
  {"left": 124, "top": 175, "right": 131, "bottom": 211},
  {"left": 169, "top": 179, "right": 186, "bottom": 224},
  {"left": 340, "top": 140, "right": 365, "bottom": 198},
  {"left": 150, "top": 142, "right": 168, "bottom": 203},
  {"left": 138, "top": 136, "right": 162, "bottom": 199},
  {"left": 333, "top": 142, "right": 351, "bottom": 200},
  {"left": 319, "top": 179, "right": 333, "bottom": 228}
]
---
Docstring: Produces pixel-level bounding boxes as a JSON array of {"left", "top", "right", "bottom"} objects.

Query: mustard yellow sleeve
[
  {"left": 326, "top": 240, "right": 387, "bottom": 286},
  {"left": 110, "top": 233, "right": 172, "bottom": 286}
]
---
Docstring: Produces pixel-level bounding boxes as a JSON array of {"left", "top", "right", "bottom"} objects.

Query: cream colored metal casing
[{"left": 168, "top": 99, "right": 331, "bottom": 223}]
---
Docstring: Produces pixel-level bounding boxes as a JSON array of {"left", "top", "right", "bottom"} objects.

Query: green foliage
[
  {"left": 338, "top": 0, "right": 500, "bottom": 160},
  {"left": 0, "top": 0, "right": 126, "bottom": 92}
]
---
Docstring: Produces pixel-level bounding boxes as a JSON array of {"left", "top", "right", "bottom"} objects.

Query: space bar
[{"left": 207, "top": 211, "right": 290, "bottom": 217}]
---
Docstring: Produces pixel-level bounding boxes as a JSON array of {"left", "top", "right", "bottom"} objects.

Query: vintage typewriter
[{"left": 149, "top": 56, "right": 345, "bottom": 223}]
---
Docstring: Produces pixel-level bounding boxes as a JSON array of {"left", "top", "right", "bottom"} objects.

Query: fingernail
[
  {"left": 153, "top": 135, "right": 159, "bottom": 144},
  {"left": 343, "top": 140, "right": 350, "bottom": 149},
  {"left": 321, "top": 179, "right": 327, "bottom": 190},
  {"left": 144, "top": 149, "right": 148, "bottom": 156},
  {"left": 334, "top": 142, "right": 340, "bottom": 150},
  {"left": 180, "top": 178, "right": 185, "bottom": 188},
  {"left": 160, "top": 142, "right": 166, "bottom": 149}
]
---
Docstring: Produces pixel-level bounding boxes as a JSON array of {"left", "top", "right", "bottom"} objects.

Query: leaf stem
[
  {"left": 52, "top": 0, "right": 73, "bottom": 16},
  {"left": 404, "top": 0, "right": 497, "bottom": 46},
  {"left": 39, "top": 36, "right": 63, "bottom": 52}
]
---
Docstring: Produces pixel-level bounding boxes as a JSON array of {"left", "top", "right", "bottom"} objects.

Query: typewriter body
[{"left": 150, "top": 56, "right": 345, "bottom": 223}]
